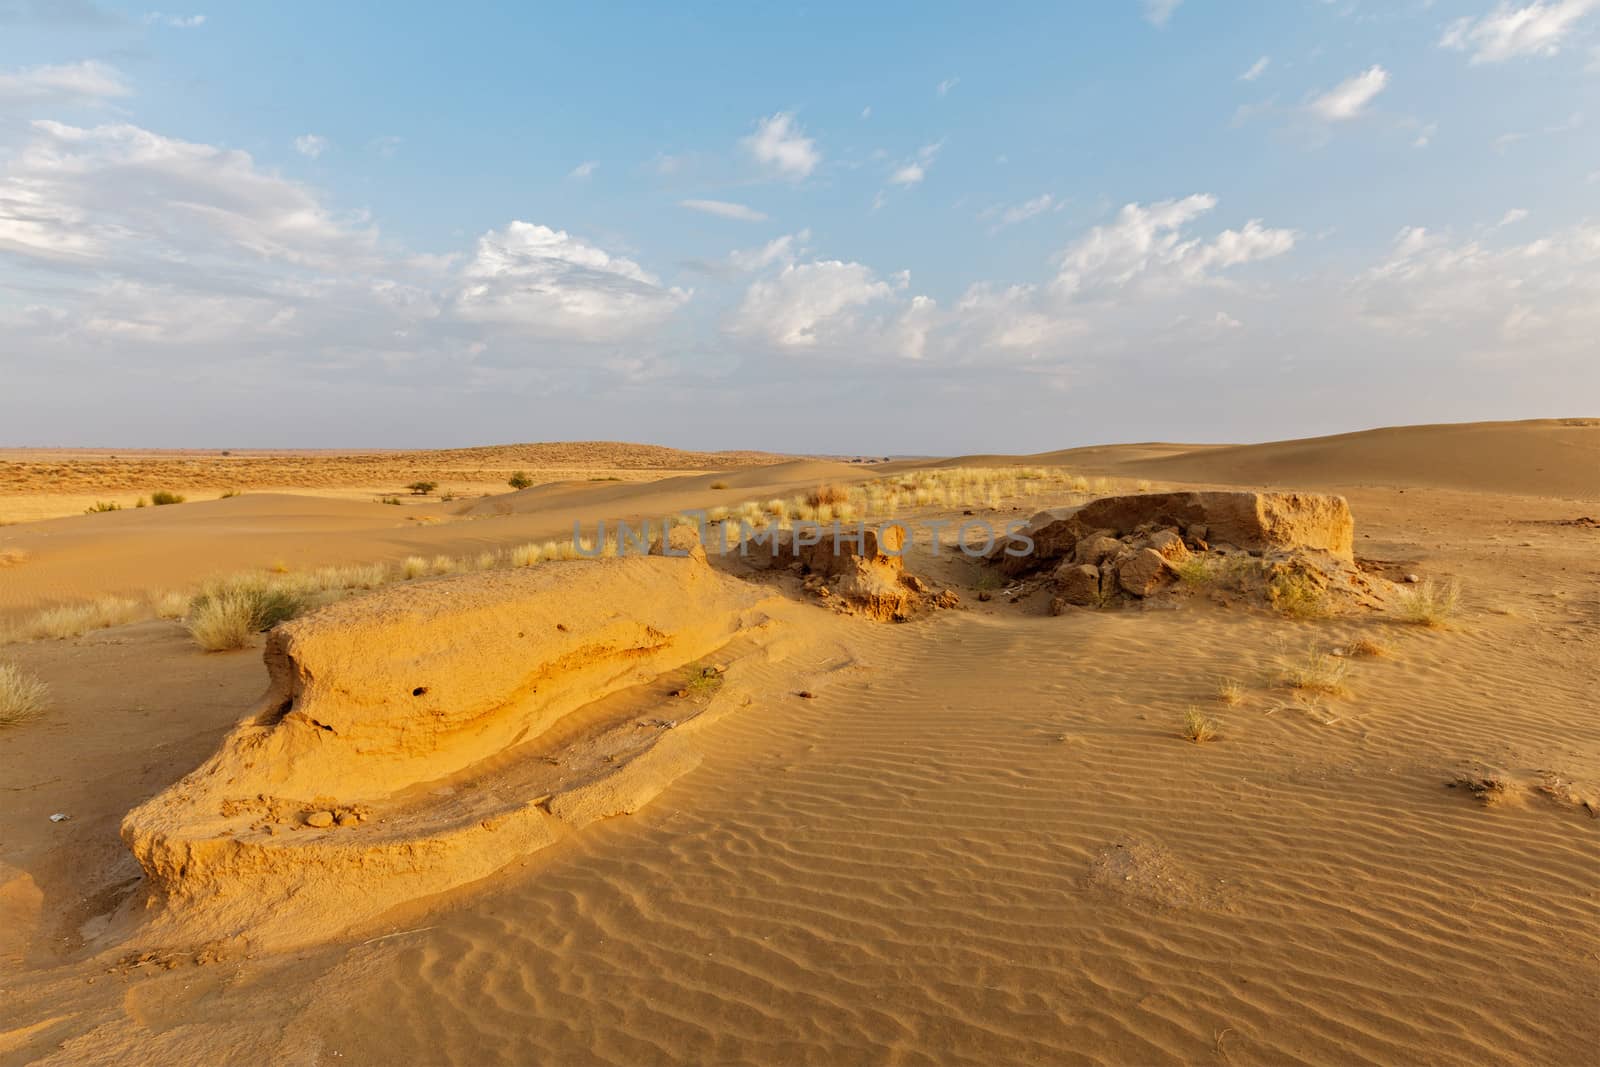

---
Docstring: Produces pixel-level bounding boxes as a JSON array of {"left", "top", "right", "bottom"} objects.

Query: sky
[{"left": 1, "top": 0, "right": 1597, "bottom": 453}]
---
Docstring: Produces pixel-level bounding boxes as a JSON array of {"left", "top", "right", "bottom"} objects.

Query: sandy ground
[{"left": 1, "top": 420, "right": 1596, "bottom": 1065}]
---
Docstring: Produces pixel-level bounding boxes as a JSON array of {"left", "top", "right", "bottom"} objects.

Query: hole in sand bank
[
  {"left": 254, "top": 697, "right": 294, "bottom": 727},
  {"left": 412, "top": 686, "right": 428, "bottom": 697}
]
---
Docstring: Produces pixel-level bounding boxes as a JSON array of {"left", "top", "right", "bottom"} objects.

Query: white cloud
[
  {"left": 937, "top": 77, "right": 959, "bottom": 97},
  {"left": 1353, "top": 221, "right": 1600, "bottom": 352},
  {"left": 1240, "top": 56, "right": 1270, "bottom": 81},
  {"left": 1054, "top": 194, "right": 1296, "bottom": 297},
  {"left": 293, "top": 133, "right": 327, "bottom": 159},
  {"left": 1413, "top": 121, "right": 1438, "bottom": 147},
  {"left": 144, "top": 11, "right": 205, "bottom": 28},
  {"left": 1440, "top": 0, "right": 1598, "bottom": 63},
  {"left": 1310, "top": 65, "right": 1389, "bottom": 121},
  {"left": 860, "top": 105, "right": 872, "bottom": 119},
  {"left": 888, "top": 141, "right": 943, "bottom": 188},
  {"left": 455, "top": 221, "right": 689, "bottom": 339},
  {"left": 679, "top": 198, "right": 768, "bottom": 222},
  {"left": 0, "top": 60, "right": 129, "bottom": 108},
  {"left": 980, "top": 193, "right": 1061, "bottom": 231},
  {"left": 728, "top": 260, "right": 897, "bottom": 347},
  {"left": 1142, "top": 0, "right": 1182, "bottom": 26},
  {"left": 742, "top": 112, "right": 819, "bottom": 180},
  {"left": 1498, "top": 207, "right": 1530, "bottom": 226},
  {"left": 568, "top": 160, "right": 597, "bottom": 179}
]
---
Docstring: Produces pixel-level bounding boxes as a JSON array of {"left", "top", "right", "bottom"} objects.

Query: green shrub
[{"left": 507, "top": 471, "right": 534, "bottom": 490}]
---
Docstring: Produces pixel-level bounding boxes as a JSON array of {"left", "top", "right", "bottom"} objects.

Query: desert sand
[{"left": 1, "top": 419, "right": 1596, "bottom": 1066}]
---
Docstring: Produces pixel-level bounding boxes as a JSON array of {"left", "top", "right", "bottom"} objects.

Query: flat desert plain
[{"left": 0, "top": 419, "right": 1596, "bottom": 1066}]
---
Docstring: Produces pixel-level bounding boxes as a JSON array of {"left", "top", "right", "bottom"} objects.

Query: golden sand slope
[{"left": 0, "top": 419, "right": 1596, "bottom": 1064}]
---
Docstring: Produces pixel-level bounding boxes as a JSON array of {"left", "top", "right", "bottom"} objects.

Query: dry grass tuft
[
  {"left": 1277, "top": 643, "right": 1349, "bottom": 696},
  {"left": 807, "top": 483, "right": 851, "bottom": 507},
  {"left": 1173, "top": 556, "right": 1215, "bottom": 585},
  {"left": 1343, "top": 636, "right": 1390, "bottom": 658},
  {"left": 187, "top": 575, "right": 311, "bottom": 651},
  {"left": 1215, "top": 678, "right": 1244, "bottom": 706},
  {"left": 1181, "top": 707, "right": 1219, "bottom": 744},
  {"left": 399, "top": 556, "right": 430, "bottom": 580},
  {"left": 1267, "top": 567, "right": 1331, "bottom": 619},
  {"left": 151, "top": 590, "right": 191, "bottom": 619},
  {"left": 9, "top": 597, "right": 141, "bottom": 642},
  {"left": 0, "top": 662, "right": 49, "bottom": 726},
  {"left": 1393, "top": 578, "right": 1460, "bottom": 628},
  {"left": 510, "top": 542, "right": 543, "bottom": 567}
]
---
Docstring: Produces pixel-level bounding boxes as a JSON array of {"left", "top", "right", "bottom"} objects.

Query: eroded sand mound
[
  {"left": 121, "top": 554, "right": 777, "bottom": 950},
  {"left": 991, "top": 490, "right": 1390, "bottom": 613}
]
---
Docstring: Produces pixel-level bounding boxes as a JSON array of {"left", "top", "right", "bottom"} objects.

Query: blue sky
[{"left": 1, "top": 0, "right": 1597, "bottom": 451}]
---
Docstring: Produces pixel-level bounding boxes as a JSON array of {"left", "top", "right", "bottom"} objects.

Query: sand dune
[
  {"left": 1, "top": 422, "right": 1596, "bottom": 1065},
  {"left": 1035, "top": 418, "right": 1600, "bottom": 498}
]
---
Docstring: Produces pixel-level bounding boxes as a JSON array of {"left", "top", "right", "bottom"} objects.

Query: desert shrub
[
  {"left": 151, "top": 590, "right": 191, "bottom": 619},
  {"left": 1181, "top": 708, "right": 1218, "bottom": 743},
  {"left": 807, "top": 484, "right": 850, "bottom": 507},
  {"left": 429, "top": 555, "right": 456, "bottom": 575},
  {"left": 1216, "top": 678, "right": 1244, "bottom": 706},
  {"left": 406, "top": 481, "right": 438, "bottom": 496},
  {"left": 10, "top": 597, "right": 141, "bottom": 641},
  {"left": 187, "top": 576, "right": 310, "bottom": 651},
  {"left": 399, "top": 556, "right": 430, "bottom": 579},
  {"left": 474, "top": 550, "right": 500, "bottom": 570},
  {"left": 1344, "top": 636, "right": 1390, "bottom": 657},
  {"left": 1267, "top": 566, "right": 1331, "bottom": 619},
  {"left": 379, "top": 496, "right": 402, "bottom": 506},
  {"left": 219, "top": 489, "right": 242, "bottom": 499},
  {"left": 510, "top": 543, "right": 543, "bottom": 567},
  {"left": 710, "top": 481, "right": 729, "bottom": 490},
  {"left": 1393, "top": 579, "right": 1460, "bottom": 628},
  {"left": 0, "top": 663, "right": 49, "bottom": 726},
  {"left": 507, "top": 471, "right": 534, "bottom": 490},
  {"left": 1174, "top": 556, "right": 1215, "bottom": 584},
  {"left": 150, "top": 490, "right": 186, "bottom": 506},
  {"left": 85, "top": 500, "right": 122, "bottom": 513},
  {"left": 1277, "top": 643, "right": 1349, "bottom": 696}
]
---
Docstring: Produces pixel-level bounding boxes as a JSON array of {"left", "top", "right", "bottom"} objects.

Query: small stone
[
  {"left": 304, "top": 810, "right": 334, "bottom": 828},
  {"left": 1404, "top": 573, "right": 1421, "bottom": 583},
  {"left": 335, "top": 811, "right": 359, "bottom": 827},
  {"left": 797, "top": 690, "right": 817, "bottom": 699}
]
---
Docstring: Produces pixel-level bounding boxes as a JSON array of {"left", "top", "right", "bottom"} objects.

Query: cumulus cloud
[
  {"left": 0, "top": 60, "right": 130, "bottom": 108},
  {"left": 1440, "top": 0, "right": 1598, "bottom": 63},
  {"left": 727, "top": 260, "right": 898, "bottom": 347},
  {"left": 1053, "top": 194, "right": 1296, "bottom": 297},
  {"left": 742, "top": 112, "right": 819, "bottom": 180},
  {"left": 1310, "top": 66, "right": 1389, "bottom": 121},
  {"left": 294, "top": 134, "right": 328, "bottom": 159},
  {"left": 679, "top": 198, "right": 768, "bottom": 222},
  {"left": 568, "top": 160, "right": 597, "bottom": 179},
  {"left": 1352, "top": 221, "right": 1600, "bottom": 353},
  {"left": 454, "top": 221, "right": 689, "bottom": 338},
  {"left": 727, "top": 230, "right": 808, "bottom": 273}
]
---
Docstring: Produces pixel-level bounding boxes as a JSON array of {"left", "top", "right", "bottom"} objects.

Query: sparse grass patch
[
  {"left": 379, "top": 496, "right": 402, "bottom": 506},
  {"left": 1277, "top": 643, "right": 1349, "bottom": 696},
  {"left": 1181, "top": 707, "right": 1218, "bottom": 744},
  {"left": 1343, "top": 636, "right": 1390, "bottom": 658},
  {"left": 675, "top": 664, "right": 726, "bottom": 702},
  {"left": 0, "top": 663, "right": 49, "bottom": 726},
  {"left": 150, "top": 490, "right": 186, "bottom": 506},
  {"left": 510, "top": 543, "right": 543, "bottom": 567},
  {"left": 399, "top": 556, "right": 430, "bottom": 579},
  {"left": 187, "top": 575, "right": 311, "bottom": 651},
  {"left": 1267, "top": 567, "right": 1331, "bottom": 619},
  {"left": 1173, "top": 556, "right": 1215, "bottom": 585},
  {"left": 152, "top": 590, "right": 191, "bottom": 619},
  {"left": 1216, "top": 678, "right": 1244, "bottom": 706},
  {"left": 1393, "top": 578, "right": 1460, "bottom": 628},
  {"left": 85, "top": 500, "right": 122, "bottom": 513},
  {"left": 219, "top": 489, "right": 242, "bottom": 499},
  {"left": 9, "top": 597, "right": 141, "bottom": 642},
  {"left": 807, "top": 483, "right": 850, "bottom": 507}
]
